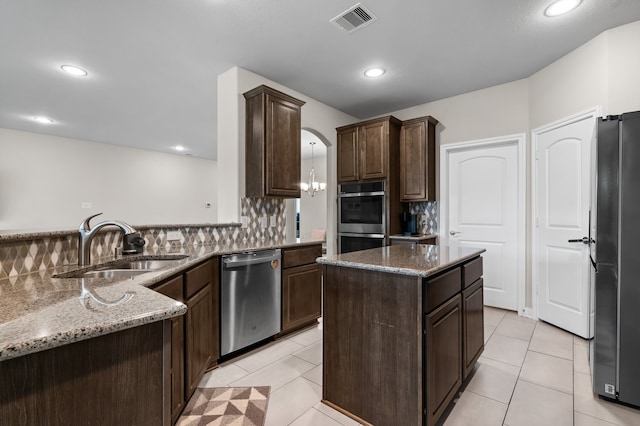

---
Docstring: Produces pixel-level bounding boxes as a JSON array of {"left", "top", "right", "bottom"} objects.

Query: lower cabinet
[
  {"left": 425, "top": 294, "right": 462, "bottom": 426},
  {"left": 281, "top": 245, "right": 322, "bottom": 334},
  {"left": 152, "top": 257, "right": 219, "bottom": 424},
  {"left": 463, "top": 278, "right": 484, "bottom": 378}
]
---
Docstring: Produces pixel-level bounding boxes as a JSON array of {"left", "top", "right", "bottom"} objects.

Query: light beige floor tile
[
  {"left": 230, "top": 355, "right": 314, "bottom": 391},
  {"left": 465, "top": 357, "right": 520, "bottom": 404},
  {"left": 504, "top": 380, "right": 573, "bottom": 426},
  {"left": 288, "top": 326, "right": 323, "bottom": 347},
  {"left": 484, "top": 324, "right": 496, "bottom": 344},
  {"left": 314, "top": 402, "right": 361, "bottom": 426},
  {"left": 528, "top": 321, "right": 574, "bottom": 360},
  {"left": 575, "top": 335, "right": 590, "bottom": 347},
  {"left": 264, "top": 377, "right": 322, "bottom": 426},
  {"left": 443, "top": 390, "right": 507, "bottom": 426},
  {"left": 289, "top": 407, "right": 342, "bottom": 426},
  {"left": 494, "top": 318, "right": 536, "bottom": 341},
  {"left": 482, "top": 334, "right": 529, "bottom": 367},
  {"left": 198, "top": 363, "right": 249, "bottom": 387},
  {"left": 484, "top": 306, "right": 507, "bottom": 327},
  {"left": 234, "top": 339, "right": 305, "bottom": 373},
  {"left": 303, "top": 364, "right": 323, "bottom": 386},
  {"left": 574, "top": 371, "right": 640, "bottom": 425},
  {"left": 519, "top": 350, "right": 573, "bottom": 394},
  {"left": 293, "top": 341, "right": 323, "bottom": 365},
  {"left": 575, "top": 411, "right": 620, "bottom": 426},
  {"left": 574, "top": 343, "right": 591, "bottom": 374},
  {"left": 504, "top": 310, "right": 537, "bottom": 323}
]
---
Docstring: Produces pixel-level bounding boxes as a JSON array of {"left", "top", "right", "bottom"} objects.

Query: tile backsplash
[
  {"left": 0, "top": 196, "right": 287, "bottom": 279},
  {"left": 408, "top": 201, "right": 438, "bottom": 235}
]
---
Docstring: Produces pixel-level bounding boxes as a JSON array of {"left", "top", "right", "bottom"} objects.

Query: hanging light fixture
[{"left": 300, "top": 141, "right": 326, "bottom": 197}]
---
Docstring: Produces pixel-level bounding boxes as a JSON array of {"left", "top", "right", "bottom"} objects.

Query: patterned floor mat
[{"left": 177, "top": 386, "right": 270, "bottom": 426}]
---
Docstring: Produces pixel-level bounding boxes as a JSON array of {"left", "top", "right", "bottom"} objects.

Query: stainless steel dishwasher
[{"left": 220, "top": 249, "right": 282, "bottom": 356}]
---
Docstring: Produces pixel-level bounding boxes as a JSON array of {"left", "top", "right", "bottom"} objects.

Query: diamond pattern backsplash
[
  {"left": 0, "top": 197, "right": 287, "bottom": 279},
  {"left": 408, "top": 201, "right": 439, "bottom": 235}
]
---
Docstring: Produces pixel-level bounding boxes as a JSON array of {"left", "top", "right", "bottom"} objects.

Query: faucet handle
[{"left": 79, "top": 213, "right": 103, "bottom": 231}]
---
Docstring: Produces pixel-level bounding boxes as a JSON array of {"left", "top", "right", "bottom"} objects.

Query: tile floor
[{"left": 197, "top": 308, "right": 640, "bottom": 425}]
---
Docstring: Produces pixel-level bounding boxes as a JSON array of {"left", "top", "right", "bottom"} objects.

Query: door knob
[
  {"left": 449, "top": 231, "right": 460, "bottom": 236},
  {"left": 568, "top": 237, "right": 593, "bottom": 245}
]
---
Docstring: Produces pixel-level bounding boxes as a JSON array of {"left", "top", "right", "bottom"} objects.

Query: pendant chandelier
[{"left": 300, "top": 141, "right": 326, "bottom": 197}]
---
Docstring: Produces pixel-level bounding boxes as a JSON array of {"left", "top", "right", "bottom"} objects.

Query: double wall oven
[{"left": 338, "top": 181, "right": 386, "bottom": 253}]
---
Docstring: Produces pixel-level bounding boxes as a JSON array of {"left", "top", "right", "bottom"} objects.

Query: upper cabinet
[
  {"left": 399, "top": 116, "right": 438, "bottom": 202},
  {"left": 244, "top": 85, "right": 305, "bottom": 198},
  {"left": 337, "top": 116, "right": 401, "bottom": 183}
]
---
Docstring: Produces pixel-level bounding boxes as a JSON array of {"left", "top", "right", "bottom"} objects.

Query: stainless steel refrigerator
[{"left": 590, "top": 110, "right": 640, "bottom": 407}]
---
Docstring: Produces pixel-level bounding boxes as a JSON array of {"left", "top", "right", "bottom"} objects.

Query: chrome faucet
[{"left": 78, "top": 213, "right": 137, "bottom": 266}]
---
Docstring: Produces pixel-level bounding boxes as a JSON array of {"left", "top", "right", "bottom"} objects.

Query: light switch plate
[
  {"left": 260, "top": 215, "right": 268, "bottom": 229},
  {"left": 270, "top": 214, "right": 276, "bottom": 228},
  {"left": 166, "top": 230, "right": 182, "bottom": 241},
  {"left": 240, "top": 216, "right": 248, "bottom": 228}
]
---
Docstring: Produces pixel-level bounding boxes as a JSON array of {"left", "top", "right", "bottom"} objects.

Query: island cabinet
[
  {"left": 244, "top": 85, "right": 305, "bottom": 198},
  {"left": 322, "top": 252, "right": 483, "bottom": 426},
  {"left": 337, "top": 116, "right": 401, "bottom": 183},
  {"left": 281, "top": 244, "right": 323, "bottom": 333},
  {"left": 152, "top": 257, "right": 219, "bottom": 424},
  {"left": 399, "top": 115, "right": 438, "bottom": 202}
]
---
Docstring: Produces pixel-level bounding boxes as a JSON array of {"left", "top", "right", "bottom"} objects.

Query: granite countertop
[
  {"left": 317, "top": 244, "right": 485, "bottom": 277},
  {"left": 0, "top": 236, "right": 324, "bottom": 361},
  {"left": 388, "top": 233, "right": 439, "bottom": 241}
]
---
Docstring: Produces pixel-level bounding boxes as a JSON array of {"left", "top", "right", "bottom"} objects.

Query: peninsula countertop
[
  {"left": 317, "top": 243, "right": 485, "bottom": 277},
  {"left": 0, "top": 236, "right": 323, "bottom": 361}
]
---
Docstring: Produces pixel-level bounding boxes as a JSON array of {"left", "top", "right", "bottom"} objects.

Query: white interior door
[
  {"left": 534, "top": 115, "right": 595, "bottom": 338},
  {"left": 446, "top": 141, "right": 521, "bottom": 310}
]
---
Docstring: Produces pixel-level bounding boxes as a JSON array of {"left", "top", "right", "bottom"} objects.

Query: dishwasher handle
[{"left": 223, "top": 254, "right": 281, "bottom": 268}]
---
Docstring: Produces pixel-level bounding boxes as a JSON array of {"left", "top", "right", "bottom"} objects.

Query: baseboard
[{"left": 521, "top": 307, "right": 535, "bottom": 320}]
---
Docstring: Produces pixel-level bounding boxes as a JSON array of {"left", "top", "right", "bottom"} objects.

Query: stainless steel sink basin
[
  {"left": 79, "top": 269, "right": 151, "bottom": 279},
  {"left": 100, "top": 259, "right": 178, "bottom": 270}
]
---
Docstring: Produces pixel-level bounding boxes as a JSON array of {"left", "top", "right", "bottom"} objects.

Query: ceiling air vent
[{"left": 330, "top": 3, "right": 377, "bottom": 33}]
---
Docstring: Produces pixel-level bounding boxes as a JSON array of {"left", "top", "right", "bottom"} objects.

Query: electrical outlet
[
  {"left": 240, "top": 216, "right": 248, "bottom": 228},
  {"left": 260, "top": 215, "right": 268, "bottom": 229},
  {"left": 270, "top": 214, "right": 276, "bottom": 228},
  {"left": 81, "top": 202, "right": 92, "bottom": 209},
  {"left": 166, "top": 230, "right": 182, "bottom": 241}
]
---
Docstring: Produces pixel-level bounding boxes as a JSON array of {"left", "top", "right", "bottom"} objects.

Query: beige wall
[
  {"left": 0, "top": 128, "right": 217, "bottom": 232},
  {"left": 299, "top": 156, "right": 328, "bottom": 240},
  {"left": 607, "top": 20, "right": 640, "bottom": 115}
]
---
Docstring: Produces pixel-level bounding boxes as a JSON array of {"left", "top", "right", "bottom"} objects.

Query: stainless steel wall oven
[{"left": 338, "top": 181, "right": 386, "bottom": 253}]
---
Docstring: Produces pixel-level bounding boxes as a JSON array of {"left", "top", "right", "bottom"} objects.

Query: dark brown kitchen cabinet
[
  {"left": 463, "top": 278, "right": 484, "bottom": 379},
  {"left": 425, "top": 294, "right": 462, "bottom": 426},
  {"left": 184, "top": 259, "right": 217, "bottom": 399},
  {"left": 281, "top": 244, "right": 322, "bottom": 333},
  {"left": 400, "top": 116, "right": 438, "bottom": 202},
  {"left": 244, "top": 85, "right": 305, "bottom": 198},
  {"left": 153, "top": 276, "right": 185, "bottom": 424},
  {"left": 336, "top": 116, "right": 401, "bottom": 183},
  {"left": 151, "top": 257, "right": 219, "bottom": 423}
]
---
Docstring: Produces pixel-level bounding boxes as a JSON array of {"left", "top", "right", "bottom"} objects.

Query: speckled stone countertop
[
  {"left": 317, "top": 244, "right": 485, "bottom": 277},
  {"left": 388, "top": 233, "right": 439, "bottom": 241},
  {"left": 0, "top": 236, "right": 323, "bottom": 361}
]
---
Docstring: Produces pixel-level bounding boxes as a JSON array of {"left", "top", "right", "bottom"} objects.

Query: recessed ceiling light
[
  {"left": 60, "top": 65, "right": 88, "bottom": 77},
  {"left": 544, "top": 0, "right": 582, "bottom": 17},
  {"left": 33, "top": 116, "right": 54, "bottom": 124},
  {"left": 174, "top": 145, "right": 186, "bottom": 152},
  {"left": 364, "top": 67, "right": 385, "bottom": 78}
]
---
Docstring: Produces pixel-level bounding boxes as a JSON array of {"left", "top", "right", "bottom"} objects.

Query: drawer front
[
  {"left": 425, "top": 267, "right": 462, "bottom": 313},
  {"left": 185, "top": 259, "right": 214, "bottom": 299},
  {"left": 152, "top": 275, "right": 184, "bottom": 302},
  {"left": 283, "top": 245, "right": 322, "bottom": 268},
  {"left": 462, "top": 257, "right": 483, "bottom": 288}
]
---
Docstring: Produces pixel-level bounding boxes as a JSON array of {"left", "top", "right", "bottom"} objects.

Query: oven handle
[
  {"left": 339, "top": 233, "right": 385, "bottom": 239},
  {"left": 338, "top": 191, "right": 385, "bottom": 197}
]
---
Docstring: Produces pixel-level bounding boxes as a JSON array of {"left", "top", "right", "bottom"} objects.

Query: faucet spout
[{"left": 77, "top": 213, "right": 137, "bottom": 266}]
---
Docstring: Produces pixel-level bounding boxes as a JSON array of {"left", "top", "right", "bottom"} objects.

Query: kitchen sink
[
  {"left": 54, "top": 254, "right": 189, "bottom": 279},
  {"left": 79, "top": 269, "right": 151, "bottom": 280}
]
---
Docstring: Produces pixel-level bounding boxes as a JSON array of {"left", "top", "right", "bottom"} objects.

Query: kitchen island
[{"left": 317, "top": 244, "right": 485, "bottom": 426}]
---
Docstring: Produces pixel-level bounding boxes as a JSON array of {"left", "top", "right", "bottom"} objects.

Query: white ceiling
[{"left": 2, "top": 0, "right": 640, "bottom": 160}]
